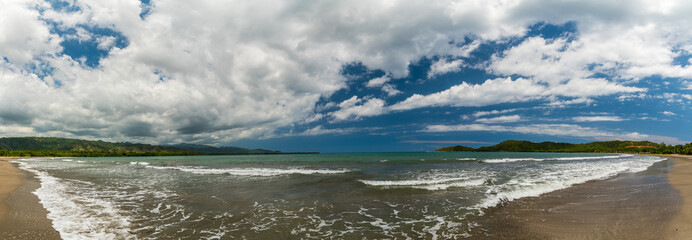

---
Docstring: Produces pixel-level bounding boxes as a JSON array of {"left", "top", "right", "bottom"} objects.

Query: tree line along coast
[
  {"left": 435, "top": 140, "right": 692, "bottom": 155},
  {"left": 0, "top": 137, "right": 316, "bottom": 157}
]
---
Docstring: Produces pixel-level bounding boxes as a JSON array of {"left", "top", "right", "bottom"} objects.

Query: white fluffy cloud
[
  {"left": 1, "top": 0, "right": 691, "bottom": 144},
  {"left": 1, "top": 0, "right": 539, "bottom": 144},
  {"left": 426, "top": 123, "right": 687, "bottom": 144},
  {"left": 423, "top": 123, "right": 642, "bottom": 139},
  {"left": 365, "top": 76, "right": 401, "bottom": 96},
  {"left": 572, "top": 116, "right": 626, "bottom": 122},
  {"left": 475, "top": 115, "right": 523, "bottom": 123},
  {"left": 472, "top": 108, "right": 522, "bottom": 118},
  {"left": 546, "top": 97, "right": 594, "bottom": 107},
  {"left": 389, "top": 77, "right": 643, "bottom": 112},
  {"left": 684, "top": 80, "right": 692, "bottom": 90},
  {"left": 390, "top": 77, "right": 546, "bottom": 110},
  {"left": 0, "top": 0, "right": 61, "bottom": 65},
  {"left": 491, "top": 3, "right": 692, "bottom": 83},
  {"left": 428, "top": 58, "right": 465, "bottom": 78},
  {"left": 366, "top": 76, "right": 390, "bottom": 88},
  {"left": 330, "top": 96, "right": 387, "bottom": 121},
  {"left": 423, "top": 123, "right": 685, "bottom": 143}
]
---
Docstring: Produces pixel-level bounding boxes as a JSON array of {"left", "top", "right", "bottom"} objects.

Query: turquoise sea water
[{"left": 15, "top": 152, "right": 664, "bottom": 239}]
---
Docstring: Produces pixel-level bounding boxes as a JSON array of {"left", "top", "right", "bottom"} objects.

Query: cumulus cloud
[
  {"left": 0, "top": 0, "right": 61, "bottom": 65},
  {"left": 390, "top": 77, "right": 546, "bottom": 110},
  {"left": 546, "top": 97, "right": 594, "bottom": 107},
  {"left": 389, "top": 76, "right": 642, "bottom": 112},
  {"left": 288, "top": 126, "right": 352, "bottom": 137},
  {"left": 330, "top": 96, "right": 387, "bottom": 121},
  {"left": 684, "top": 80, "right": 692, "bottom": 90},
  {"left": 423, "top": 123, "right": 654, "bottom": 141},
  {"left": 475, "top": 115, "right": 523, "bottom": 123},
  {"left": 497, "top": 1, "right": 692, "bottom": 81},
  {"left": 472, "top": 108, "right": 523, "bottom": 118},
  {"left": 1, "top": 0, "right": 691, "bottom": 145},
  {"left": 572, "top": 116, "right": 626, "bottom": 122},
  {"left": 3, "top": 0, "right": 538, "bottom": 144},
  {"left": 428, "top": 58, "right": 465, "bottom": 78},
  {"left": 365, "top": 76, "right": 401, "bottom": 96},
  {"left": 366, "top": 76, "right": 391, "bottom": 88},
  {"left": 381, "top": 84, "right": 402, "bottom": 96}
]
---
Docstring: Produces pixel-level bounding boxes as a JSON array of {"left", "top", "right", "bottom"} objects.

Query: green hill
[
  {"left": 435, "top": 145, "right": 476, "bottom": 152},
  {"left": 0, "top": 137, "right": 288, "bottom": 157},
  {"left": 435, "top": 140, "right": 678, "bottom": 153},
  {"left": 475, "top": 140, "right": 574, "bottom": 152},
  {"left": 170, "top": 143, "right": 280, "bottom": 154},
  {"left": 0, "top": 137, "right": 185, "bottom": 153}
]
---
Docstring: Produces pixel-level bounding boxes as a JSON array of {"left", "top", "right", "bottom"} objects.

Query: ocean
[{"left": 14, "top": 152, "right": 665, "bottom": 239}]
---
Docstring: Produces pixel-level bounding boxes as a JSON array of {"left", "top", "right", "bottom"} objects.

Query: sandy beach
[
  {"left": 665, "top": 154, "right": 692, "bottom": 239},
  {"left": 0, "top": 157, "right": 60, "bottom": 239},
  {"left": 470, "top": 156, "right": 686, "bottom": 239},
  {"left": 0, "top": 157, "right": 22, "bottom": 223}
]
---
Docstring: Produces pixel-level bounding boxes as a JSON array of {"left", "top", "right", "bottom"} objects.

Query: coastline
[
  {"left": 0, "top": 157, "right": 23, "bottom": 223},
  {"left": 2, "top": 154, "right": 692, "bottom": 239},
  {"left": 469, "top": 155, "right": 682, "bottom": 239},
  {"left": 0, "top": 157, "right": 60, "bottom": 239},
  {"left": 665, "top": 154, "right": 692, "bottom": 239}
]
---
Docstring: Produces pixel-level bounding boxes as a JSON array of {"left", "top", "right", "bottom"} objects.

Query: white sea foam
[
  {"left": 130, "top": 161, "right": 151, "bottom": 165},
  {"left": 456, "top": 158, "right": 476, "bottom": 161},
  {"left": 361, "top": 177, "right": 470, "bottom": 186},
  {"left": 16, "top": 161, "right": 134, "bottom": 240},
  {"left": 145, "top": 165, "right": 350, "bottom": 176},
  {"left": 482, "top": 154, "right": 628, "bottom": 163},
  {"left": 361, "top": 176, "right": 486, "bottom": 190},
  {"left": 474, "top": 155, "right": 664, "bottom": 209},
  {"left": 551, "top": 155, "right": 628, "bottom": 161}
]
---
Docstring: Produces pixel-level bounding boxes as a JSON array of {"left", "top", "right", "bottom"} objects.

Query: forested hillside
[{"left": 436, "top": 140, "right": 691, "bottom": 154}]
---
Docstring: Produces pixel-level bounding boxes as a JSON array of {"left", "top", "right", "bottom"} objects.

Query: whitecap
[
  {"left": 145, "top": 165, "right": 350, "bottom": 176},
  {"left": 16, "top": 162, "right": 133, "bottom": 239},
  {"left": 360, "top": 177, "right": 486, "bottom": 190},
  {"left": 474, "top": 155, "right": 664, "bottom": 209}
]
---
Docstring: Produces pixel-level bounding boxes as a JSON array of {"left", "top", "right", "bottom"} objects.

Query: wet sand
[
  {"left": 470, "top": 157, "right": 681, "bottom": 239},
  {"left": 0, "top": 157, "right": 60, "bottom": 239},
  {"left": 0, "top": 157, "right": 23, "bottom": 223},
  {"left": 665, "top": 155, "right": 692, "bottom": 239}
]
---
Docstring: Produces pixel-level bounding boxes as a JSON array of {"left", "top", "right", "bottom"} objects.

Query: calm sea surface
[{"left": 15, "top": 152, "right": 664, "bottom": 239}]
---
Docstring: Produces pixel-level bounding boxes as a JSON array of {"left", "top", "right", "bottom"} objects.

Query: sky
[{"left": 1, "top": 0, "right": 691, "bottom": 152}]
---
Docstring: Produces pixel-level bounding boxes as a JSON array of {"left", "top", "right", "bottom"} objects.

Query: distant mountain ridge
[
  {"left": 0, "top": 137, "right": 186, "bottom": 152},
  {"left": 0, "top": 137, "right": 287, "bottom": 156},
  {"left": 169, "top": 143, "right": 280, "bottom": 154},
  {"left": 435, "top": 140, "right": 664, "bottom": 153}
]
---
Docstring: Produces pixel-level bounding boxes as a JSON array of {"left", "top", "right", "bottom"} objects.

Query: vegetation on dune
[{"left": 436, "top": 140, "right": 692, "bottom": 155}]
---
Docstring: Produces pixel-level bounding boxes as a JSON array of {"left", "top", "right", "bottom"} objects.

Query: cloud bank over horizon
[{"left": 1, "top": 0, "right": 691, "bottom": 149}]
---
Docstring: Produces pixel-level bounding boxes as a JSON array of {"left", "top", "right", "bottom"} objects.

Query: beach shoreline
[
  {"left": 469, "top": 155, "right": 683, "bottom": 239},
  {"left": 0, "top": 157, "right": 61, "bottom": 239},
  {"left": 2, "top": 154, "right": 692, "bottom": 239},
  {"left": 0, "top": 157, "right": 23, "bottom": 223},
  {"left": 664, "top": 154, "right": 692, "bottom": 239}
]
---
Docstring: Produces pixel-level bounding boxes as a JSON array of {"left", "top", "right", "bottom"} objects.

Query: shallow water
[{"left": 15, "top": 153, "right": 664, "bottom": 239}]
